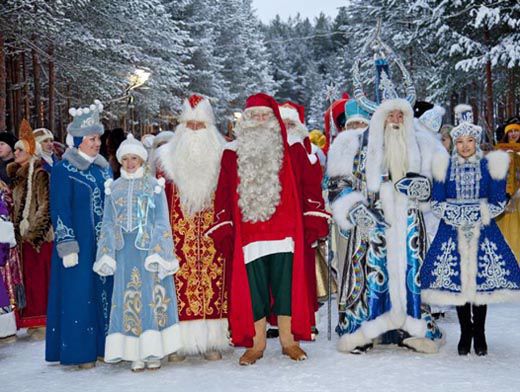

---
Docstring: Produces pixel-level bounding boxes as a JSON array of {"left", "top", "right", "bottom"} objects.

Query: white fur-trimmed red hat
[{"left": 178, "top": 94, "right": 215, "bottom": 125}]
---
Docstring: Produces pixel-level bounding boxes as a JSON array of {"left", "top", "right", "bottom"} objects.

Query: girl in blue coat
[
  {"left": 421, "top": 109, "right": 520, "bottom": 356},
  {"left": 93, "top": 134, "right": 181, "bottom": 372}
]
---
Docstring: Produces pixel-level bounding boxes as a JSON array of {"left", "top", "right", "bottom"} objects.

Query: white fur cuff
[
  {"left": 0, "top": 221, "right": 16, "bottom": 247},
  {"left": 331, "top": 191, "right": 365, "bottom": 232},
  {"left": 93, "top": 254, "right": 116, "bottom": 276},
  {"left": 145, "top": 253, "right": 179, "bottom": 280}
]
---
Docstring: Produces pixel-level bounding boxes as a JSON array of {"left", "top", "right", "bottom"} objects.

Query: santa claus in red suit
[
  {"left": 278, "top": 102, "right": 330, "bottom": 330},
  {"left": 156, "top": 95, "right": 229, "bottom": 362},
  {"left": 207, "top": 93, "right": 325, "bottom": 365}
]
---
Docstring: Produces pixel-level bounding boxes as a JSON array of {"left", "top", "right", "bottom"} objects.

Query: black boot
[
  {"left": 472, "top": 304, "right": 488, "bottom": 356},
  {"left": 456, "top": 303, "right": 472, "bottom": 355}
]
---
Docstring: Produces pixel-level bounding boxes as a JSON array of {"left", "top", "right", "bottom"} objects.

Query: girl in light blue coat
[{"left": 94, "top": 134, "right": 181, "bottom": 371}]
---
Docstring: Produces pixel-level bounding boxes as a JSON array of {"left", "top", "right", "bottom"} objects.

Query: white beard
[
  {"left": 158, "top": 123, "right": 224, "bottom": 216},
  {"left": 384, "top": 122, "right": 409, "bottom": 182},
  {"left": 236, "top": 117, "right": 284, "bottom": 223}
]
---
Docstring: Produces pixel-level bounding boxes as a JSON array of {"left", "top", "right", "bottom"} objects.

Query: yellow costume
[{"left": 496, "top": 143, "right": 520, "bottom": 261}]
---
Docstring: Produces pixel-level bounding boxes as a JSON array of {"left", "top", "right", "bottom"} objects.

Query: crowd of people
[{"left": 0, "top": 79, "right": 519, "bottom": 373}]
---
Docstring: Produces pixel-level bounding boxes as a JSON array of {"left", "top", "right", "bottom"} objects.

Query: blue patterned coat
[
  {"left": 46, "top": 149, "right": 113, "bottom": 365},
  {"left": 421, "top": 150, "right": 520, "bottom": 305}
]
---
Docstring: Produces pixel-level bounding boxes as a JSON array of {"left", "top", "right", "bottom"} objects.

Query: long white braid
[{"left": 19, "top": 156, "right": 36, "bottom": 237}]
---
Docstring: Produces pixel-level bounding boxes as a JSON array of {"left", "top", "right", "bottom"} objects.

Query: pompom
[
  {"left": 154, "top": 186, "right": 161, "bottom": 194},
  {"left": 127, "top": 133, "right": 135, "bottom": 140},
  {"left": 77, "top": 109, "right": 83, "bottom": 116},
  {"left": 69, "top": 108, "right": 77, "bottom": 116},
  {"left": 104, "top": 179, "right": 114, "bottom": 195},
  {"left": 157, "top": 177, "right": 166, "bottom": 187},
  {"left": 90, "top": 104, "right": 96, "bottom": 111},
  {"left": 83, "top": 108, "right": 90, "bottom": 114}
]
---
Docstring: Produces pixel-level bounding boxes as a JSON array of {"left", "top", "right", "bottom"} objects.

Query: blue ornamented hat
[
  {"left": 450, "top": 122, "right": 482, "bottom": 143},
  {"left": 344, "top": 99, "right": 370, "bottom": 127},
  {"left": 67, "top": 100, "right": 104, "bottom": 138},
  {"left": 454, "top": 104, "right": 473, "bottom": 126},
  {"left": 415, "top": 105, "right": 445, "bottom": 134}
]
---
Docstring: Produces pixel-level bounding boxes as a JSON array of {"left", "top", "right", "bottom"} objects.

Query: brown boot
[
  {"left": 282, "top": 345, "right": 307, "bottom": 361},
  {"left": 239, "top": 349, "right": 264, "bottom": 366},
  {"left": 168, "top": 352, "right": 186, "bottom": 362},
  {"left": 203, "top": 351, "right": 222, "bottom": 361},
  {"left": 78, "top": 362, "right": 96, "bottom": 370}
]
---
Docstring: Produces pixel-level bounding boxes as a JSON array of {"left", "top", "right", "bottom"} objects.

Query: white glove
[{"left": 63, "top": 253, "right": 79, "bottom": 268}]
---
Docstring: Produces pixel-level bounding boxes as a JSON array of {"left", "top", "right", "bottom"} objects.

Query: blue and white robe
[
  {"left": 421, "top": 150, "right": 520, "bottom": 305},
  {"left": 327, "top": 99, "right": 444, "bottom": 353},
  {"left": 46, "top": 149, "right": 113, "bottom": 365},
  {"left": 93, "top": 169, "right": 181, "bottom": 363}
]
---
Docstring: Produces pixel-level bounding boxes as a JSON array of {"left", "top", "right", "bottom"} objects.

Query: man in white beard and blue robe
[{"left": 327, "top": 97, "right": 445, "bottom": 354}]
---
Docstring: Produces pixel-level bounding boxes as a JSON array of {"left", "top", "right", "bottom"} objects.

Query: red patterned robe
[{"left": 163, "top": 180, "right": 228, "bottom": 355}]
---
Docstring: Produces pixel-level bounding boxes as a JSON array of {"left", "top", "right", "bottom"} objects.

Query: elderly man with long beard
[
  {"left": 327, "top": 98, "right": 445, "bottom": 354},
  {"left": 208, "top": 93, "right": 319, "bottom": 365},
  {"left": 156, "top": 95, "right": 228, "bottom": 362}
]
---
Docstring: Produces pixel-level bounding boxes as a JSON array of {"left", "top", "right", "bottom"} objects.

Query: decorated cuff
[
  {"left": 145, "top": 253, "right": 179, "bottom": 280},
  {"left": 57, "top": 240, "right": 80, "bottom": 258},
  {"left": 0, "top": 221, "right": 16, "bottom": 247},
  {"left": 331, "top": 191, "right": 365, "bottom": 232},
  {"left": 93, "top": 255, "right": 117, "bottom": 276}
]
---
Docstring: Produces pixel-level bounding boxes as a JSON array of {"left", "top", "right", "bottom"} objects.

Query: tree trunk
[
  {"left": 14, "top": 53, "right": 23, "bottom": 132},
  {"left": 22, "top": 51, "right": 30, "bottom": 121},
  {"left": 483, "top": 28, "right": 494, "bottom": 133},
  {"left": 32, "top": 37, "right": 43, "bottom": 128},
  {"left": 48, "top": 44, "right": 55, "bottom": 134},
  {"left": 0, "top": 33, "right": 6, "bottom": 131},
  {"left": 6, "top": 50, "right": 14, "bottom": 133},
  {"left": 507, "top": 68, "right": 516, "bottom": 118}
]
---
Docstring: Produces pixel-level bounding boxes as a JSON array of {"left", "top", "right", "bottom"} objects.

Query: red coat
[{"left": 207, "top": 140, "right": 328, "bottom": 347}]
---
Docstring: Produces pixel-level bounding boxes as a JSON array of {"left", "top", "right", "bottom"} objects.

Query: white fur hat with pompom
[{"left": 116, "top": 133, "right": 148, "bottom": 163}]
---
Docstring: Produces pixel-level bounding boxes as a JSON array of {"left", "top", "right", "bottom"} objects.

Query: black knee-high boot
[
  {"left": 472, "top": 304, "right": 488, "bottom": 356},
  {"left": 456, "top": 303, "right": 472, "bottom": 355}
]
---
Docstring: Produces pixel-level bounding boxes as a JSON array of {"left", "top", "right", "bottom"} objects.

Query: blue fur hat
[
  {"left": 67, "top": 100, "right": 104, "bottom": 138},
  {"left": 345, "top": 99, "right": 370, "bottom": 126}
]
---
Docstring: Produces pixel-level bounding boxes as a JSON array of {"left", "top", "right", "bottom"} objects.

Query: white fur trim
[
  {"left": 366, "top": 98, "right": 420, "bottom": 192},
  {"left": 337, "top": 330, "right": 372, "bottom": 353},
  {"left": 92, "top": 255, "right": 116, "bottom": 276},
  {"left": 116, "top": 141, "right": 148, "bottom": 164},
  {"left": 480, "top": 200, "right": 491, "bottom": 226},
  {"left": 144, "top": 254, "right": 179, "bottom": 280},
  {"left": 179, "top": 97, "right": 215, "bottom": 125},
  {"left": 0, "top": 311, "right": 17, "bottom": 338},
  {"left": 205, "top": 221, "right": 233, "bottom": 238},
  {"left": 326, "top": 129, "right": 364, "bottom": 177},
  {"left": 104, "top": 323, "right": 182, "bottom": 362},
  {"left": 416, "top": 130, "right": 445, "bottom": 179},
  {"left": 279, "top": 106, "right": 301, "bottom": 124},
  {"left": 486, "top": 150, "right": 510, "bottom": 180},
  {"left": 242, "top": 238, "right": 294, "bottom": 264},
  {"left": 401, "top": 336, "right": 443, "bottom": 354},
  {"left": 330, "top": 191, "right": 365, "bottom": 232},
  {"left": 431, "top": 150, "right": 451, "bottom": 182},
  {"left": 0, "top": 221, "right": 16, "bottom": 247},
  {"left": 454, "top": 104, "right": 472, "bottom": 115},
  {"left": 224, "top": 140, "right": 237, "bottom": 151},
  {"left": 177, "top": 319, "right": 230, "bottom": 355},
  {"left": 157, "top": 177, "right": 165, "bottom": 187},
  {"left": 104, "top": 179, "right": 113, "bottom": 195}
]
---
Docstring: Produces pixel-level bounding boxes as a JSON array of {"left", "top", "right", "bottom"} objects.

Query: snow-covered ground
[{"left": 2, "top": 303, "right": 520, "bottom": 392}]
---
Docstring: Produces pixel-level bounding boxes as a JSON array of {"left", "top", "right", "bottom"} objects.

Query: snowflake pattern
[
  {"left": 429, "top": 237, "right": 460, "bottom": 291},
  {"left": 478, "top": 238, "right": 520, "bottom": 291}
]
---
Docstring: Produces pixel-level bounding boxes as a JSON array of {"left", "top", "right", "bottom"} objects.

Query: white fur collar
[
  {"left": 365, "top": 99, "right": 420, "bottom": 192},
  {"left": 121, "top": 167, "right": 144, "bottom": 179},
  {"left": 326, "top": 128, "right": 365, "bottom": 177},
  {"left": 486, "top": 150, "right": 510, "bottom": 180}
]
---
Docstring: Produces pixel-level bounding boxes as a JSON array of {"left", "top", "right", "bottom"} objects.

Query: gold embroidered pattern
[{"left": 123, "top": 267, "right": 142, "bottom": 336}]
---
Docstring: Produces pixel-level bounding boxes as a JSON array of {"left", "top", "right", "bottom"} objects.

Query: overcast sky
[{"left": 252, "top": 0, "right": 348, "bottom": 23}]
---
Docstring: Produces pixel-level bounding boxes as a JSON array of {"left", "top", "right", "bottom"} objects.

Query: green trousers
[{"left": 246, "top": 252, "right": 293, "bottom": 321}]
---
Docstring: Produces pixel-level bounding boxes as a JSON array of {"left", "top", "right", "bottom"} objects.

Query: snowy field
[{"left": 2, "top": 302, "right": 520, "bottom": 392}]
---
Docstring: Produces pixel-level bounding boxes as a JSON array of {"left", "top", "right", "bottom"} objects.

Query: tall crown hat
[
  {"left": 352, "top": 19, "right": 416, "bottom": 114},
  {"left": 178, "top": 94, "right": 215, "bottom": 125},
  {"left": 415, "top": 105, "right": 446, "bottom": 134},
  {"left": 67, "top": 100, "right": 104, "bottom": 137},
  {"left": 450, "top": 122, "right": 483, "bottom": 143},
  {"left": 345, "top": 98, "right": 370, "bottom": 126},
  {"left": 116, "top": 133, "right": 148, "bottom": 164},
  {"left": 15, "top": 119, "right": 38, "bottom": 156},
  {"left": 454, "top": 104, "right": 474, "bottom": 126}
]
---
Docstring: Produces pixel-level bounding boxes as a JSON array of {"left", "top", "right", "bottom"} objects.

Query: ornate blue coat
[
  {"left": 46, "top": 149, "right": 113, "bottom": 365},
  {"left": 421, "top": 150, "right": 520, "bottom": 305}
]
